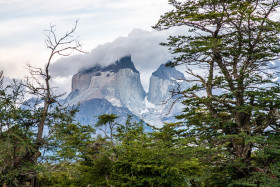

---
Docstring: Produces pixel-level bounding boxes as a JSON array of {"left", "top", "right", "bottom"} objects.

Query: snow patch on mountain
[{"left": 144, "top": 96, "right": 155, "bottom": 109}]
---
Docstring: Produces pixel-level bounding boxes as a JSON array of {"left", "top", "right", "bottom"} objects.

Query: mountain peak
[
  {"left": 80, "top": 55, "right": 138, "bottom": 74},
  {"left": 152, "top": 64, "right": 185, "bottom": 80}
]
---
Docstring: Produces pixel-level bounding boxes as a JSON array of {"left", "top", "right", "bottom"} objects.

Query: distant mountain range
[{"left": 65, "top": 55, "right": 188, "bottom": 127}]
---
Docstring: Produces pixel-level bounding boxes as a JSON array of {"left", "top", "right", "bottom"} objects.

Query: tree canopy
[
  {"left": 153, "top": 0, "right": 280, "bottom": 185},
  {"left": 0, "top": 21, "right": 93, "bottom": 186}
]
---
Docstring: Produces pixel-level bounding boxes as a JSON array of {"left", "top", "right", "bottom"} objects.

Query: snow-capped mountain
[{"left": 65, "top": 55, "right": 187, "bottom": 127}]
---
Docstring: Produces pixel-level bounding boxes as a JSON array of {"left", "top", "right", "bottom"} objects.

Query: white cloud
[
  {"left": 0, "top": 0, "right": 175, "bottom": 94},
  {"left": 50, "top": 27, "right": 188, "bottom": 93},
  {"left": 1, "top": 0, "right": 172, "bottom": 72}
]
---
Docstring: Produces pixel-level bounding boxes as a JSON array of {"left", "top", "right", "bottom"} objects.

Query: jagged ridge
[
  {"left": 152, "top": 64, "right": 185, "bottom": 80},
  {"left": 66, "top": 56, "right": 187, "bottom": 127},
  {"left": 80, "top": 56, "right": 138, "bottom": 74}
]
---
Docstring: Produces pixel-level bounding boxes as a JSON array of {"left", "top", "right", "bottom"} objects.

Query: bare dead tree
[
  {"left": 0, "top": 21, "right": 85, "bottom": 186},
  {"left": 25, "top": 20, "right": 85, "bottom": 146}
]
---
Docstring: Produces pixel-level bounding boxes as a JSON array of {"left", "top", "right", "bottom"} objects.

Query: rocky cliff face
[
  {"left": 148, "top": 64, "right": 186, "bottom": 105},
  {"left": 68, "top": 56, "right": 146, "bottom": 114},
  {"left": 139, "top": 64, "right": 188, "bottom": 126},
  {"left": 72, "top": 56, "right": 139, "bottom": 92},
  {"left": 66, "top": 56, "right": 188, "bottom": 127}
]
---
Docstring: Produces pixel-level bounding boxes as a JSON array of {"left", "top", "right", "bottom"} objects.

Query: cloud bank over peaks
[{"left": 50, "top": 27, "right": 188, "bottom": 92}]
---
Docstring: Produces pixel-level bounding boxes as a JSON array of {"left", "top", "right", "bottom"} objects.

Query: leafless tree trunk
[{"left": 25, "top": 20, "right": 84, "bottom": 147}]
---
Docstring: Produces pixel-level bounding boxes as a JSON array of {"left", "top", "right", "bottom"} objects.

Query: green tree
[
  {"left": 0, "top": 75, "right": 39, "bottom": 185},
  {"left": 0, "top": 21, "right": 89, "bottom": 186},
  {"left": 95, "top": 114, "right": 119, "bottom": 144},
  {"left": 154, "top": 0, "right": 280, "bottom": 185},
  {"left": 76, "top": 116, "right": 202, "bottom": 186}
]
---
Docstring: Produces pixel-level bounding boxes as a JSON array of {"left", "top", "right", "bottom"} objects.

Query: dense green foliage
[
  {"left": 79, "top": 117, "right": 190, "bottom": 186},
  {"left": 38, "top": 116, "right": 203, "bottom": 186},
  {"left": 0, "top": 21, "right": 90, "bottom": 186},
  {"left": 0, "top": 74, "right": 94, "bottom": 186},
  {"left": 153, "top": 0, "right": 280, "bottom": 185}
]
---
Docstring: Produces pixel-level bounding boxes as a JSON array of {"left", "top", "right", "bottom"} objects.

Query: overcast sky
[{"left": 0, "top": 0, "right": 189, "bottom": 93}]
